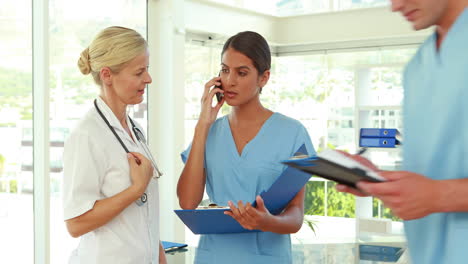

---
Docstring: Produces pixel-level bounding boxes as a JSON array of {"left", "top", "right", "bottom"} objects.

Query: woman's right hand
[
  {"left": 198, "top": 76, "right": 224, "bottom": 126},
  {"left": 127, "top": 152, "right": 154, "bottom": 196},
  {"left": 334, "top": 150, "right": 380, "bottom": 197}
]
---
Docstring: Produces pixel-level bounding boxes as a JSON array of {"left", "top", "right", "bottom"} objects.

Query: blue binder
[
  {"left": 174, "top": 144, "right": 312, "bottom": 235},
  {"left": 359, "top": 128, "right": 401, "bottom": 148},
  {"left": 360, "top": 128, "right": 399, "bottom": 138},
  {"left": 359, "top": 137, "right": 399, "bottom": 148}
]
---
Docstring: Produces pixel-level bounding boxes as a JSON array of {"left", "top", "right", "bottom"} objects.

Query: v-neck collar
[
  {"left": 225, "top": 112, "right": 277, "bottom": 159},
  {"left": 431, "top": 7, "right": 468, "bottom": 65}
]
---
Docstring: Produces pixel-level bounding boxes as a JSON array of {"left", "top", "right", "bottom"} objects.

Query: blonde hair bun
[
  {"left": 78, "top": 47, "right": 91, "bottom": 75},
  {"left": 77, "top": 26, "right": 147, "bottom": 85}
]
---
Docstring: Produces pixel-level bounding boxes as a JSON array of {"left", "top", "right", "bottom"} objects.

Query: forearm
[
  {"left": 263, "top": 187, "right": 305, "bottom": 234},
  {"left": 263, "top": 205, "right": 304, "bottom": 234},
  {"left": 159, "top": 242, "right": 167, "bottom": 264},
  {"left": 435, "top": 178, "right": 468, "bottom": 213},
  {"left": 66, "top": 185, "right": 141, "bottom": 238},
  {"left": 177, "top": 123, "right": 210, "bottom": 209}
]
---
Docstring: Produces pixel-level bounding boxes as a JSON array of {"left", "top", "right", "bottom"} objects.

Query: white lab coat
[{"left": 62, "top": 97, "right": 160, "bottom": 264}]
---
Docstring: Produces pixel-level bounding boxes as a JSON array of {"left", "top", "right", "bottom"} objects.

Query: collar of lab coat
[{"left": 95, "top": 96, "right": 134, "bottom": 136}]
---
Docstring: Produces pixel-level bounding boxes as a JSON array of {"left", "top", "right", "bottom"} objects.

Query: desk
[{"left": 165, "top": 242, "right": 409, "bottom": 264}]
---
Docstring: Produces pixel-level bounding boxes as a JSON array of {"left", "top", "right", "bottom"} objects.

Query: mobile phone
[{"left": 215, "top": 74, "right": 223, "bottom": 103}]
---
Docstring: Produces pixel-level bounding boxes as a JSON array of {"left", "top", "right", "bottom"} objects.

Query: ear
[
  {"left": 100, "top": 67, "right": 113, "bottom": 87},
  {"left": 258, "top": 70, "right": 270, "bottom": 89}
]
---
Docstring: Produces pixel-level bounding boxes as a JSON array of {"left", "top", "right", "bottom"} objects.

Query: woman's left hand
[{"left": 225, "top": 195, "right": 273, "bottom": 231}]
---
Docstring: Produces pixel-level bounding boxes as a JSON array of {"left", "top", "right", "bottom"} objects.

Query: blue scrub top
[
  {"left": 403, "top": 8, "right": 468, "bottom": 264},
  {"left": 182, "top": 112, "right": 315, "bottom": 264}
]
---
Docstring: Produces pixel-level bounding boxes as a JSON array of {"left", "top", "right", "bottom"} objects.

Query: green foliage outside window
[
  {"left": 305, "top": 180, "right": 400, "bottom": 221},
  {"left": 0, "top": 179, "right": 17, "bottom": 193},
  {"left": 373, "top": 198, "right": 400, "bottom": 221},
  {"left": 0, "top": 67, "right": 33, "bottom": 121},
  {"left": 304, "top": 181, "right": 356, "bottom": 218},
  {"left": 304, "top": 181, "right": 325, "bottom": 216},
  {"left": 0, "top": 154, "right": 4, "bottom": 177},
  {"left": 326, "top": 181, "right": 356, "bottom": 217}
]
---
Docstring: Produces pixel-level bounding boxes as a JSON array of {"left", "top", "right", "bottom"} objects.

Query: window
[
  {"left": 0, "top": 1, "right": 33, "bottom": 263},
  {"left": 271, "top": 53, "right": 358, "bottom": 219},
  {"left": 184, "top": 42, "right": 222, "bottom": 146}
]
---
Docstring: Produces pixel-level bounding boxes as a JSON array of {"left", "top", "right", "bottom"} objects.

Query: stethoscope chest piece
[{"left": 135, "top": 192, "right": 147, "bottom": 206}]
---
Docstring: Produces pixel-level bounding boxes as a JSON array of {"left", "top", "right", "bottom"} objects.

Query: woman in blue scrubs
[{"left": 177, "top": 31, "right": 315, "bottom": 264}]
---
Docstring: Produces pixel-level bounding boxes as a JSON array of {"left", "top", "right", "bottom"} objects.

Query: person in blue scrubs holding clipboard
[
  {"left": 337, "top": 1, "right": 468, "bottom": 263},
  {"left": 177, "top": 31, "right": 315, "bottom": 264}
]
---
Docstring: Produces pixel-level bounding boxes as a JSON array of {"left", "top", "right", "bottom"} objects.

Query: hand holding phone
[{"left": 215, "top": 74, "right": 224, "bottom": 103}]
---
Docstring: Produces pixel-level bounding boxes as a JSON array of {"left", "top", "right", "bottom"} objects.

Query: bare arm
[
  {"left": 226, "top": 186, "right": 306, "bottom": 234},
  {"left": 263, "top": 186, "right": 306, "bottom": 234},
  {"left": 177, "top": 76, "right": 224, "bottom": 209},
  {"left": 177, "top": 123, "right": 210, "bottom": 209},
  {"left": 66, "top": 152, "right": 153, "bottom": 237},
  {"left": 356, "top": 171, "right": 468, "bottom": 220},
  {"left": 159, "top": 241, "right": 167, "bottom": 264},
  {"left": 437, "top": 178, "right": 468, "bottom": 212},
  {"left": 66, "top": 185, "right": 142, "bottom": 237}
]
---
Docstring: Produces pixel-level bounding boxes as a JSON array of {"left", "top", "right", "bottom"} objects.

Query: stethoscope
[{"left": 94, "top": 99, "right": 163, "bottom": 206}]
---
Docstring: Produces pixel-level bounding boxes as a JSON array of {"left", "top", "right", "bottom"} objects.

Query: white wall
[
  {"left": 184, "top": 0, "right": 432, "bottom": 49},
  {"left": 184, "top": 0, "right": 275, "bottom": 42},
  {"left": 273, "top": 6, "right": 431, "bottom": 45}
]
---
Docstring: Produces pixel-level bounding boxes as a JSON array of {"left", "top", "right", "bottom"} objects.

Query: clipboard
[
  {"left": 161, "top": 241, "right": 188, "bottom": 253},
  {"left": 174, "top": 144, "right": 312, "bottom": 235},
  {"left": 282, "top": 149, "right": 385, "bottom": 189}
]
